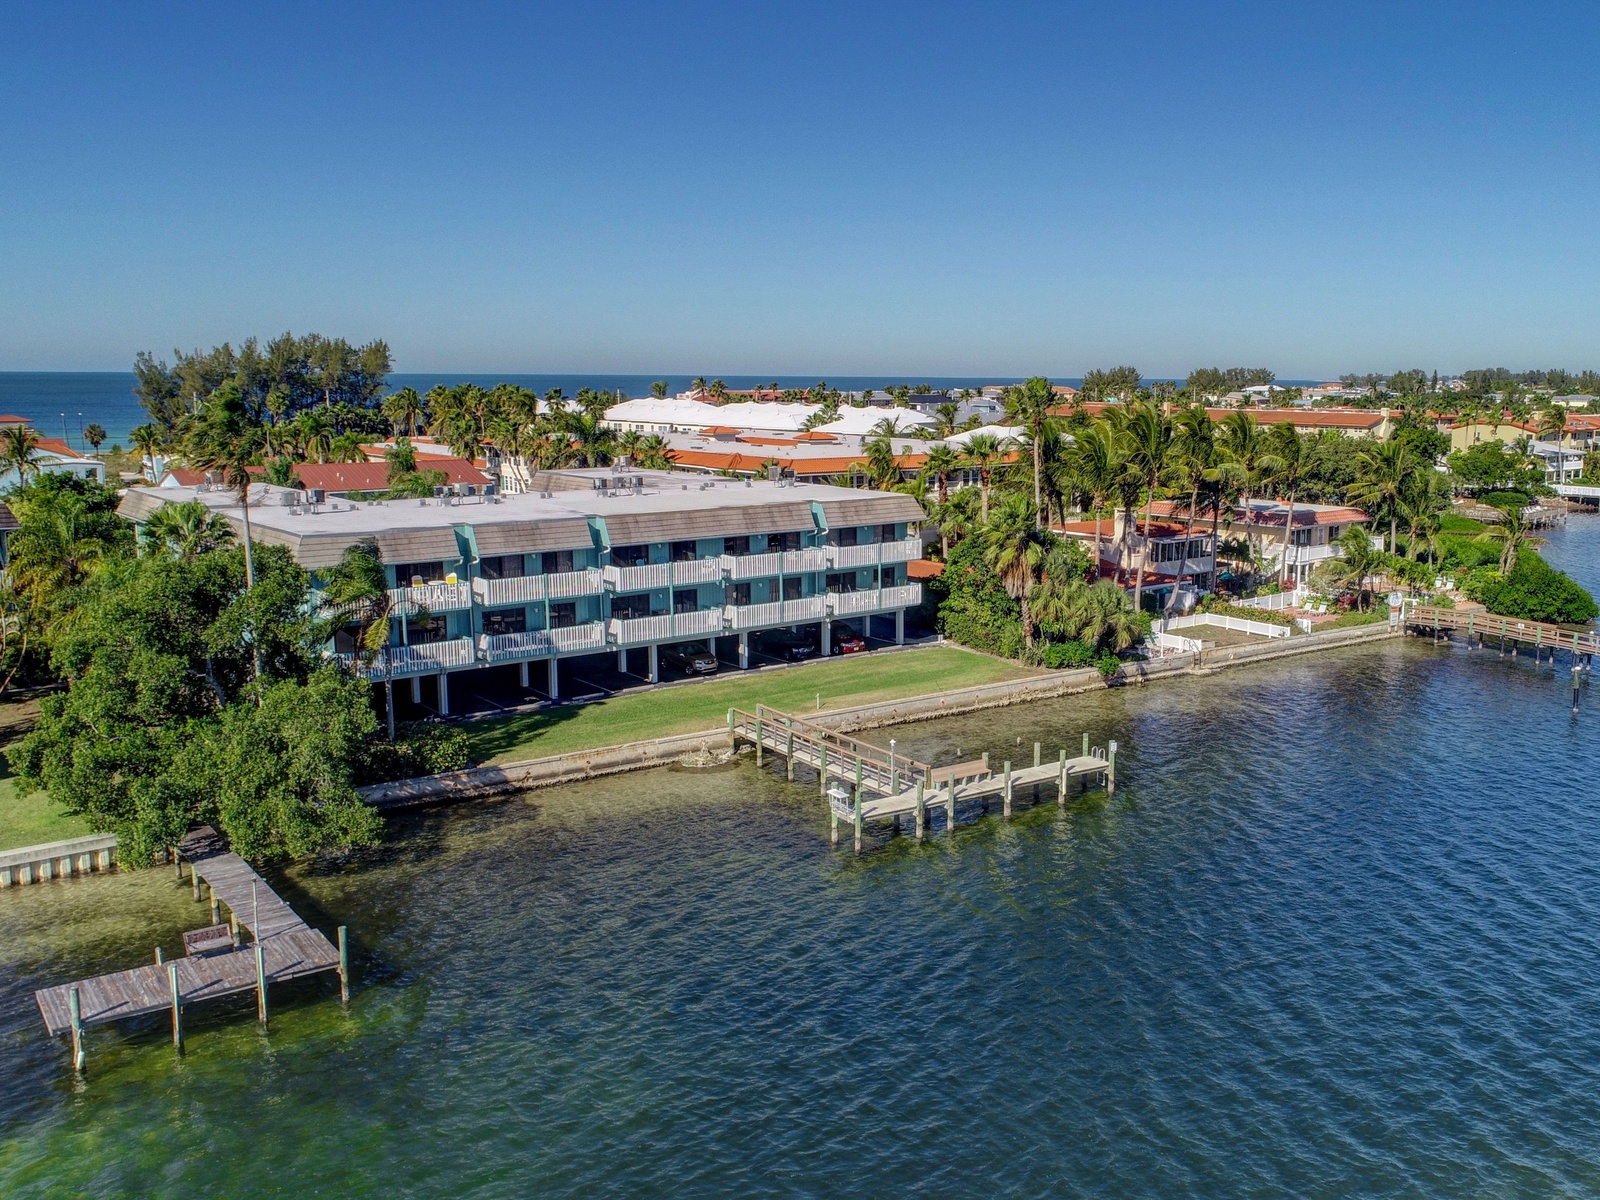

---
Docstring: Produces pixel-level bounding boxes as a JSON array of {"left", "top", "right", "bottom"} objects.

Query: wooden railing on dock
[
  {"left": 730, "top": 704, "right": 1118, "bottom": 853},
  {"left": 1404, "top": 603, "right": 1600, "bottom": 656},
  {"left": 34, "top": 825, "right": 349, "bottom": 1070}
]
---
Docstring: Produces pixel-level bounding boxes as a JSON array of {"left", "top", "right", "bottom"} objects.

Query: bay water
[{"left": 0, "top": 521, "right": 1596, "bottom": 1196}]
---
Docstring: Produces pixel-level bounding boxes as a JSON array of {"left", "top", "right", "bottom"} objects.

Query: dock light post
[{"left": 889, "top": 739, "right": 896, "bottom": 793}]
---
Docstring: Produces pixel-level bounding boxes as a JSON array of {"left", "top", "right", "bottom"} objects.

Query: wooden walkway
[
  {"left": 729, "top": 704, "right": 1116, "bottom": 851},
  {"left": 1404, "top": 603, "right": 1600, "bottom": 657},
  {"left": 34, "top": 826, "right": 345, "bottom": 1055}
]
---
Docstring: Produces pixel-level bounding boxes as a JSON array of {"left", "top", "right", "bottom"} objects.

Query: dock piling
[
  {"left": 255, "top": 942, "right": 268, "bottom": 1029},
  {"left": 830, "top": 808, "right": 839, "bottom": 846},
  {"left": 337, "top": 925, "right": 349, "bottom": 1005},
  {"left": 754, "top": 705, "right": 764, "bottom": 767},
  {"left": 1057, "top": 749, "right": 1067, "bottom": 808},
  {"left": 853, "top": 790, "right": 864, "bottom": 855},
  {"left": 154, "top": 946, "right": 163, "bottom": 966},
  {"left": 819, "top": 745, "right": 829, "bottom": 796},
  {"left": 785, "top": 731, "right": 795, "bottom": 780},
  {"left": 210, "top": 888, "right": 220, "bottom": 925},
  {"left": 915, "top": 781, "right": 926, "bottom": 842},
  {"left": 1034, "top": 742, "right": 1041, "bottom": 768},
  {"left": 192, "top": 870, "right": 201, "bottom": 903},
  {"left": 1107, "top": 741, "right": 1119, "bottom": 794},
  {"left": 168, "top": 963, "right": 182, "bottom": 1051},
  {"left": 69, "top": 987, "right": 84, "bottom": 1072},
  {"left": 1003, "top": 761, "right": 1013, "bottom": 819},
  {"left": 947, "top": 778, "right": 957, "bottom": 836},
  {"left": 1082, "top": 732, "right": 1089, "bottom": 757}
]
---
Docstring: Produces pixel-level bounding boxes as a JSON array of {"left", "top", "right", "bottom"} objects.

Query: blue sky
[{"left": 5, "top": 1, "right": 1600, "bottom": 377}]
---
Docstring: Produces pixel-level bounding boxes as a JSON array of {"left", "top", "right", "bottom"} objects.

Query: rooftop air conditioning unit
[
  {"left": 433, "top": 485, "right": 448, "bottom": 498},
  {"left": 308, "top": 487, "right": 326, "bottom": 505},
  {"left": 483, "top": 482, "right": 497, "bottom": 498}
]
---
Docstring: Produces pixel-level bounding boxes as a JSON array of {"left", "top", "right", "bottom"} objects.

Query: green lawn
[
  {"left": 463, "top": 645, "right": 1037, "bottom": 765},
  {"left": 0, "top": 699, "right": 88, "bottom": 852}
]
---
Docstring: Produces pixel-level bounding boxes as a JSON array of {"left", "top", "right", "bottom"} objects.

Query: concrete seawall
[
  {"left": 358, "top": 622, "right": 1402, "bottom": 810},
  {"left": 0, "top": 834, "right": 119, "bottom": 887}
]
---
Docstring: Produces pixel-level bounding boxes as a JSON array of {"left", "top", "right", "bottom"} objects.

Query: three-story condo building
[{"left": 118, "top": 468, "right": 924, "bottom": 713}]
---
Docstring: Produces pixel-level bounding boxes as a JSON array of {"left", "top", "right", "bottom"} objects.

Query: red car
[{"left": 831, "top": 628, "right": 867, "bottom": 655}]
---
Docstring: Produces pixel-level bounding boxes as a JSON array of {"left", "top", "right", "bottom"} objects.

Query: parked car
[
  {"left": 764, "top": 628, "right": 818, "bottom": 662},
  {"left": 831, "top": 628, "right": 867, "bottom": 655},
  {"left": 662, "top": 641, "right": 718, "bottom": 675}
]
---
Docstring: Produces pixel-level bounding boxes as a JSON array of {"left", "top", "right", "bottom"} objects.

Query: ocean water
[{"left": 0, "top": 521, "right": 1596, "bottom": 1197}]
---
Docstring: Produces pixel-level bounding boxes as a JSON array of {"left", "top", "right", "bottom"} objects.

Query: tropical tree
[
  {"left": 1476, "top": 501, "right": 1546, "bottom": 575},
  {"left": 0, "top": 426, "right": 42, "bottom": 485},
  {"left": 920, "top": 443, "right": 960, "bottom": 506},
  {"left": 961, "top": 433, "right": 1006, "bottom": 520},
  {"left": 84, "top": 424, "right": 107, "bottom": 455},
  {"left": 1117, "top": 400, "right": 1174, "bottom": 611},
  {"left": 984, "top": 495, "right": 1052, "bottom": 649},
  {"left": 863, "top": 419, "right": 903, "bottom": 490},
  {"left": 561, "top": 411, "right": 615, "bottom": 468},
  {"left": 296, "top": 410, "right": 334, "bottom": 464},
  {"left": 651, "top": 380, "right": 669, "bottom": 398},
  {"left": 319, "top": 540, "right": 407, "bottom": 740},
  {"left": 932, "top": 401, "right": 960, "bottom": 439},
  {"left": 130, "top": 424, "right": 164, "bottom": 479},
  {"left": 1004, "top": 376, "right": 1057, "bottom": 527},
  {"left": 1217, "top": 409, "right": 1275, "bottom": 568},
  {"left": 1063, "top": 422, "right": 1121, "bottom": 580},
  {"left": 186, "top": 383, "right": 267, "bottom": 651},
  {"left": 7, "top": 493, "right": 117, "bottom": 623},
  {"left": 1264, "top": 423, "right": 1311, "bottom": 586},
  {"left": 382, "top": 387, "right": 426, "bottom": 438},
  {"left": 1348, "top": 438, "right": 1415, "bottom": 553},
  {"left": 1167, "top": 405, "right": 1225, "bottom": 598},
  {"left": 139, "top": 499, "right": 235, "bottom": 561},
  {"left": 1538, "top": 405, "right": 1570, "bottom": 481},
  {"left": 635, "top": 435, "right": 674, "bottom": 470},
  {"left": 1064, "top": 580, "right": 1142, "bottom": 652}
]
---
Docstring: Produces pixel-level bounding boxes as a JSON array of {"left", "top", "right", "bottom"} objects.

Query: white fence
[
  {"left": 1235, "top": 589, "right": 1305, "bottom": 612},
  {"left": 1155, "top": 613, "right": 1292, "bottom": 640}
]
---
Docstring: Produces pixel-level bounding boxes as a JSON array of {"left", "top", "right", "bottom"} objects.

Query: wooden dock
[
  {"left": 34, "top": 826, "right": 348, "bottom": 1066},
  {"left": 729, "top": 705, "right": 1116, "bottom": 852},
  {"left": 1404, "top": 603, "right": 1600, "bottom": 659}
]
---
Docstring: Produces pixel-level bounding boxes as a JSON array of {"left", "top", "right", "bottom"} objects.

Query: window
[
  {"left": 879, "top": 523, "right": 897, "bottom": 543},
  {"left": 612, "top": 544, "right": 649, "bottom": 567},
  {"left": 406, "top": 615, "right": 447, "bottom": 644},
  {"left": 549, "top": 602, "right": 577, "bottom": 629},
  {"left": 728, "top": 582, "right": 752, "bottom": 606},
  {"left": 611, "top": 593, "right": 651, "bottom": 620},
  {"left": 672, "top": 588, "right": 699, "bottom": 614},
  {"left": 782, "top": 576, "right": 802, "bottom": 601},
  {"left": 394, "top": 561, "right": 445, "bottom": 586},
  {"left": 1328, "top": 525, "right": 1341, "bottom": 542},
  {"left": 837, "top": 527, "right": 859, "bottom": 547},
  {"left": 826, "top": 572, "right": 858, "bottom": 594},
  {"left": 541, "top": 549, "right": 575, "bottom": 574},
  {"left": 479, "top": 554, "right": 525, "bottom": 580},
  {"left": 1291, "top": 528, "right": 1314, "bottom": 547},
  {"left": 670, "top": 540, "right": 697, "bottom": 562},
  {"left": 482, "top": 608, "right": 527, "bottom": 636},
  {"left": 723, "top": 535, "right": 750, "bottom": 556},
  {"left": 773, "top": 530, "right": 802, "bottom": 551}
]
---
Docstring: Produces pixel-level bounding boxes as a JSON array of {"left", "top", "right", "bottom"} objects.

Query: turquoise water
[{"left": 1, "top": 520, "right": 1597, "bottom": 1196}]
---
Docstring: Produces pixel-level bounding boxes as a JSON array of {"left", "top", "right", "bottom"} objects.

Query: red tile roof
[
  {"left": 906, "top": 558, "right": 945, "bottom": 579},
  {"left": 293, "top": 458, "right": 489, "bottom": 493}
]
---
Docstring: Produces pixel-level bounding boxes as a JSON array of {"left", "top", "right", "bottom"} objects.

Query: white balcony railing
[
  {"left": 607, "top": 608, "right": 726, "bottom": 646},
  {"left": 876, "top": 537, "right": 922, "bottom": 565},
  {"left": 722, "top": 551, "right": 783, "bottom": 581},
  {"left": 825, "top": 583, "right": 922, "bottom": 616},
  {"left": 603, "top": 561, "right": 672, "bottom": 591},
  {"left": 478, "top": 630, "right": 555, "bottom": 663},
  {"left": 549, "top": 622, "right": 606, "bottom": 654},
  {"left": 781, "top": 547, "right": 830, "bottom": 573},
  {"left": 1281, "top": 543, "right": 1339, "bottom": 566},
  {"left": 826, "top": 543, "right": 883, "bottom": 569},
  {"left": 669, "top": 558, "right": 725, "bottom": 585},
  {"left": 341, "top": 636, "right": 477, "bottom": 678},
  {"left": 388, "top": 581, "right": 473, "bottom": 613},
  {"left": 726, "top": 594, "right": 828, "bottom": 631},
  {"left": 472, "top": 569, "right": 603, "bottom": 606}
]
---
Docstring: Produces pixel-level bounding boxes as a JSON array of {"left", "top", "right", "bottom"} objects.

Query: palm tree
[
  {"left": 1030, "top": 542, "right": 1089, "bottom": 638},
  {"left": 864, "top": 419, "right": 903, "bottom": 490},
  {"left": 382, "top": 387, "right": 426, "bottom": 438},
  {"left": 1217, "top": 410, "right": 1276, "bottom": 571},
  {"left": 561, "top": 411, "right": 615, "bottom": 467},
  {"left": 130, "top": 424, "right": 163, "bottom": 479},
  {"left": 139, "top": 499, "right": 235, "bottom": 560},
  {"left": 83, "top": 423, "right": 107, "bottom": 456},
  {"left": 708, "top": 379, "right": 728, "bottom": 403},
  {"left": 1265, "top": 423, "right": 1310, "bottom": 587},
  {"left": 1066, "top": 580, "right": 1142, "bottom": 652},
  {"left": 1538, "top": 405, "right": 1569, "bottom": 481},
  {"left": 1004, "top": 376, "right": 1057, "bottom": 527},
  {"left": 1348, "top": 439, "right": 1415, "bottom": 553},
  {"left": 1063, "top": 423, "right": 1121, "bottom": 581},
  {"left": 635, "top": 435, "right": 674, "bottom": 470},
  {"left": 320, "top": 540, "right": 405, "bottom": 740},
  {"left": 329, "top": 432, "right": 367, "bottom": 463},
  {"left": 985, "top": 494, "right": 1052, "bottom": 649},
  {"left": 296, "top": 410, "right": 334, "bottom": 464},
  {"left": 0, "top": 426, "right": 42, "bottom": 486},
  {"left": 1476, "top": 501, "right": 1545, "bottom": 575},
  {"left": 7, "top": 493, "right": 114, "bottom": 621},
  {"left": 651, "top": 381, "right": 669, "bottom": 399},
  {"left": 1167, "top": 405, "right": 1221, "bottom": 598},
  {"left": 1399, "top": 469, "right": 1448, "bottom": 564},
  {"left": 1118, "top": 400, "right": 1174, "bottom": 611},
  {"left": 932, "top": 401, "right": 961, "bottom": 440},
  {"left": 961, "top": 433, "right": 1005, "bottom": 520},
  {"left": 187, "top": 385, "right": 265, "bottom": 602},
  {"left": 920, "top": 443, "right": 960, "bottom": 506}
]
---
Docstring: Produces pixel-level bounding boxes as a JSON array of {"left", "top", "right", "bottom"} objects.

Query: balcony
[
  {"left": 825, "top": 538, "right": 921, "bottom": 569},
  {"left": 781, "top": 547, "right": 830, "bottom": 573},
  {"left": 1281, "top": 543, "right": 1338, "bottom": 566},
  {"left": 600, "top": 559, "right": 725, "bottom": 591},
  {"left": 722, "top": 551, "right": 782, "bottom": 581},
  {"left": 478, "top": 629, "right": 555, "bottom": 663},
  {"left": 341, "top": 636, "right": 476, "bottom": 679},
  {"left": 726, "top": 595, "right": 828, "bottom": 631},
  {"left": 388, "top": 581, "right": 473, "bottom": 613},
  {"left": 472, "top": 568, "right": 603, "bottom": 606},
  {"left": 825, "top": 583, "right": 922, "bottom": 617},
  {"left": 607, "top": 608, "right": 726, "bottom": 646},
  {"left": 549, "top": 622, "right": 606, "bottom": 654}
]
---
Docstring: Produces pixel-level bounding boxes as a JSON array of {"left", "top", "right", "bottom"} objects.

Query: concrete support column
[
  {"left": 549, "top": 657, "right": 560, "bottom": 699},
  {"left": 739, "top": 632, "right": 750, "bottom": 670},
  {"left": 648, "top": 644, "right": 659, "bottom": 683},
  {"left": 518, "top": 660, "right": 530, "bottom": 688},
  {"left": 410, "top": 676, "right": 422, "bottom": 703},
  {"left": 618, "top": 647, "right": 628, "bottom": 674},
  {"left": 895, "top": 609, "right": 905, "bottom": 645},
  {"left": 821, "top": 618, "right": 831, "bottom": 657},
  {"left": 438, "top": 672, "right": 450, "bottom": 715}
]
